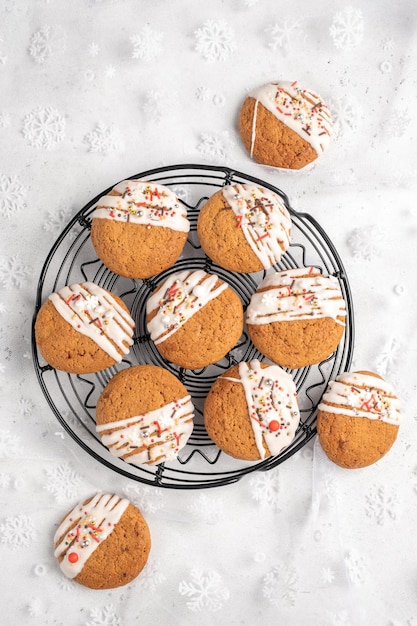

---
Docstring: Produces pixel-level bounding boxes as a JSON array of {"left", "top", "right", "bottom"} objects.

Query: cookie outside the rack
[
  {"left": 204, "top": 360, "right": 300, "bottom": 461},
  {"left": 54, "top": 492, "right": 151, "bottom": 589},
  {"left": 146, "top": 269, "right": 244, "bottom": 370},
  {"left": 317, "top": 371, "right": 400, "bottom": 469},
  {"left": 238, "top": 80, "right": 333, "bottom": 170},
  {"left": 246, "top": 267, "right": 346, "bottom": 369},
  {"left": 91, "top": 180, "right": 189, "bottom": 279},
  {"left": 96, "top": 364, "right": 194, "bottom": 465},
  {"left": 197, "top": 183, "right": 292, "bottom": 273},
  {"left": 34, "top": 282, "right": 135, "bottom": 374}
]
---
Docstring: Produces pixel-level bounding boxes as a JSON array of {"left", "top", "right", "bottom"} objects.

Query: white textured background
[{"left": 1, "top": 1, "right": 417, "bottom": 624}]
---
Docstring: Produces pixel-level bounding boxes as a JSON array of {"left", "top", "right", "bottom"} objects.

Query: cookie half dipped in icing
[
  {"left": 35, "top": 282, "right": 135, "bottom": 374},
  {"left": 239, "top": 80, "right": 333, "bottom": 170},
  {"left": 146, "top": 269, "right": 244, "bottom": 370},
  {"left": 96, "top": 365, "right": 194, "bottom": 466},
  {"left": 54, "top": 493, "right": 151, "bottom": 589},
  {"left": 197, "top": 183, "right": 292, "bottom": 273},
  {"left": 204, "top": 360, "right": 300, "bottom": 461},
  {"left": 246, "top": 267, "right": 346, "bottom": 369},
  {"left": 91, "top": 180, "right": 190, "bottom": 278},
  {"left": 317, "top": 371, "right": 400, "bottom": 469}
]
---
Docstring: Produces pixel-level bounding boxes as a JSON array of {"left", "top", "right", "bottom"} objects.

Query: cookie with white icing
[
  {"left": 91, "top": 180, "right": 190, "bottom": 278},
  {"left": 197, "top": 183, "right": 292, "bottom": 273},
  {"left": 204, "top": 360, "right": 300, "bottom": 461},
  {"left": 35, "top": 282, "right": 135, "bottom": 374},
  {"left": 54, "top": 492, "right": 151, "bottom": 589},
  {"left": 239, "top": 80, "right": 333, "bottom": 170},
  {"left": 146, "top": 269, "right": 244, "bottom": 370},
  {"left": 317, "top": 370, "right": 400, "bottom": 469},
  {"left": 96, "top": 364, "right": 194, "bottom": 465}
]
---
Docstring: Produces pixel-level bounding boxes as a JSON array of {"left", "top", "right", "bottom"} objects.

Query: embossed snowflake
[
  {"left": 374, "top": 336, "right": 402, "bottom": 377},
  {"left": 28, "top": 25, "right": 66, "bottom": 64},
  {"left": 88, "top": 42, "right": 100, "bottom": 57},
  {"left": 265, "top": 17, "right": 304, "bottom": 54},
  {"left": 327, "top": 95, "right": 362, "bottom": 138},
  {"left": 171, "top": 185, "right": 191, "bottom": 203},
  {"left": 43, "top": 205, "right": 77, "bottom": 239},
  {"left": 22, "top": 106, "right": 66, "bottom": 149},
  {"left": 365, "top": 485, "right": 400, "bottom": 525},
  {"left": 0, "top": 430, "right": 22, "bottom": 459},
  {"left": 0, "top": 113, "right": 10, "bottom": 128},
  {"left": 131, "top": 25, "right": 164, "bottom": 61},
  {"left": 344, "top": 550, "right": 368, "bottom": 585},
  {"left": 122, "top": 484, "right": 165, "bottom": 514},
  {"left": 43, "top": 462, "right": 82, "bottom": 503},
  {"left": 0, "top": 514, "right": 36, "bottom": 549},
  {"left": 347, "top": 225, "right": 386, "bottom": 261},
  {"left": 86, "top": 604, "right": 122, "bottom": 626},
  {"left": 187, "top": 492, "right": 223, "bottom": 524},
  {"left": 142, "top": 89, "right": 178, "bottom": 123},
  {"left": 249, "top": 470, "right": 280, "bottom": 507},
  {"left": 194, "top": 20, "right": 236, "bottom": 62},
  {"left": 327, "top": 610, "right": 352, "bottom": 626},
  {"left": 27, "top": 598, "right": 43, "bottom": 617},
  {"left": 195, "top": 86, "right": 211, "bottom": 102},
  {"left": 0, "top": 174, "right": 27, "bottom": 218},
  {"left": 0, "top": 255, "right": 32, "bottom": 288},
  {"left": 262, "top": 562, "right": 299, "bottom": 607},
  {"left": 140, "top": 558, "right": 166, "bottom": 592},
  {"left": 330, "top": 7, "right": 364, "bottom": 50},
  {"left": 84, "top": 122, "right": 122, "bottom": 155},
  {"left": 321, "top": 566, "right": 335, "bottom": 585},
  {"left": 179, "top": 569, "right": 230, "bottom": 612},
  {"left": 18, "top": 397, "right": 35, "bottom": 416},
  {"left": 196, "top": 131, "right": 234, "bottom": 162},
  {"left": 383, "top": 108, "right": 411, "bottom": 138}
]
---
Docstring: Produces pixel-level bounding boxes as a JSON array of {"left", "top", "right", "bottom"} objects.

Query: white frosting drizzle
[
  {"left": 246, "top": 267, "right": 346, "bottom": 327},
  {"left": 96, "top": 395, "right": 194, "bottom": 465},
  {"left": 223, "top": 360, "right": 300, "bottom": 459},
  {"left": 146, "top": 270, "right": 228, "bottom": 345},
  {"left": 49, "top": 282, "right": 134, "bottom": 362},
  {"left": 222, "top": 183, "right": 291, "bottom": 269},
  {"left": 318, "top": 372, "right": 400, "bottom": 426},
  {"left": 54, "top": 493, "right": 129, "bottom": 579},
  {"left": 92, "top": 180, "right": 190, "bottom": 233},
  {"left": 249, "top": 80, "right": 333, "bottom": 157}
]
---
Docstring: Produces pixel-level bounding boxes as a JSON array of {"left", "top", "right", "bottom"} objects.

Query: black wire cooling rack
[{"left": 31, "top": 164, "right": 354, "bottom": 489}]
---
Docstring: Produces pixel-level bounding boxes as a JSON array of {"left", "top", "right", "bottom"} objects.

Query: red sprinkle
[
  {"left": 269, "top": 420, "right": 280, "bottom": 432},
  {"left": 68, "top": 552, "right": 79, "bottom": 563}
]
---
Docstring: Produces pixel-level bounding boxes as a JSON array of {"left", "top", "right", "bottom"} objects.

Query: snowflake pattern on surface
[
  {"left": 0, "top": 255, "right": 32, "bottom": 289},
  {"left": 0, "top": 174, "right": 27, "bottom": 218},
  {"left": 327, "top": 610, "right": 352, "bottom": 626},
  {"left": 0, "top": 113, "right": 11, "bottom": 128},
  {"left": 327, "top": 95, "right": 362, "bottom": 138},
  {"left": 344, "top": 549, "right": 368, "bottom": 585},
  {"left": 365, "top": 485, "right": 400, "bottom": 525},
  {"left": 262, "top": 562, "right": 299, "bottom": 607},
  {"left": 28, "top": 25, "right": 66, "bottom": 64},
  {"left": 85, "top": 604, "right": 122, "bottom": 626},
  {"left": 22, "top": 107, "right": 66, "bottom": 149},
  {"left": 265, "top": 17, "right": 304, "bottom": 54},
  {"left": 0, "top": 429, "right": 22, "bottom": 457},
  {"left": 84, "top": 122, "right": 122, "bottom": 155},
  {"left": 0, "top": 514, "right": 36, "bottom": 549},
  {"left": 374, "top": 336, "right": 402, "bottom": 377},
  {"left": 187, "top": 492, "right": 223, "bottom": 524},
  {"left": 27, "top": 598, "right": 43, "bottom": 617},
  {"left": 42, "top": 205, "right": 78, "bottom": 239},
  {"left": 249, "top": 470, "right": 280, "bottom": 507},
  {"left": 196, "top": 131, "right": 234, "bottom": 162},
  {"left": 179, "top": 569, "right": 230, "bottom": 612},
  {"left": 43, "top": 462, "right": 82, "bottom": 503},
  {"left": 330, "top": 7, "right": 364, "bottom": 50},
  {"left": 139, "top": 558, "right": 166, "bottom": 592},
  {"left": 122, "top": 484, "right": 165, "bottom": 514},
  {"left": 194, "top": 20, "right": 236, "bottom": 62},
  {"left": 346, "top": 225, "right": 386, "bottom": 261},
  {"left": 383, "top": 108, "right": 411, "bottom": 138},
  {"left": 131, "top": 25, "right": 164, "bottom": 61},
  {"left": 142, "top": 89, "right": 179, "bottom": 123},
  {"left": 18, "top": 397, "right": 35, "bottom": 417}
]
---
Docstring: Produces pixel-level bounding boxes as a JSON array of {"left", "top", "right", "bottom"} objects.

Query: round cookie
[
  {"left": 246, "top": 267, "right": 346, "bottom": 369},
  {"left": 91, "top": 180, "right": 189, "bottom": 279},
  {"left": 35, "top": 282, "right": 135, "bottom": 374},
  {"left": 54, "top": 492, "right": 151, "bottom": 589},
  {"left": 197, "top": 183, "right": 292, "bottom": 273},
  {"left": 96, "top": 364, "right": 194, "bottom": 465},
  {"left": 239, "top": 80, "right": 333, "bottom": 170},
  {"left": 146, "top": 269, "right": 244, "bottom": 370},
  {"left": 317, "top": 371, "right": 400, "bottom": 468},
  {"left": 204, "top": 360, "right": 300, "bottom": 461}
]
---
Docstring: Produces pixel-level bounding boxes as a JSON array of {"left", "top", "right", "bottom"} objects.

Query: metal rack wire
[{"left": 31, "top": 164, "right": 354, "bottom": 489}]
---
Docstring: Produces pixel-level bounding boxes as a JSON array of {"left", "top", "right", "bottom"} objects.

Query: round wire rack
[{"left": 31, "top": 164, "right": 354, "bottom": 489}]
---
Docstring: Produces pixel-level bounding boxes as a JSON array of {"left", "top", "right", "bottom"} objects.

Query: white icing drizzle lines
[
  {"left": 96, "top": 395, "right": 194, "bottom": 465},
  {"left": 49, "top": 282, "right": 135, "bottom": 362},
  {"left": 223, "top": 360, "right": 300, "bottom": 459},
  {"left": 92, "top": 180, "right": 190, "bottom": 233},
  {"left": 246, "top": 267, "right": 346, "bottom": 326},
  {"left": 222, "top": 183, "right": 291, "bottom": 270},
  {"left": 146, "top": 270, "right": 228, "bottom": 345},
  {"left": 318, "top": 372, "right": 400, "bottom": 426},
  {"left": 54, "top": 493, "right": 129, "bottom": 579},
  {"left": 249, "top": 80, "right": 333, "bottom": 157}
]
